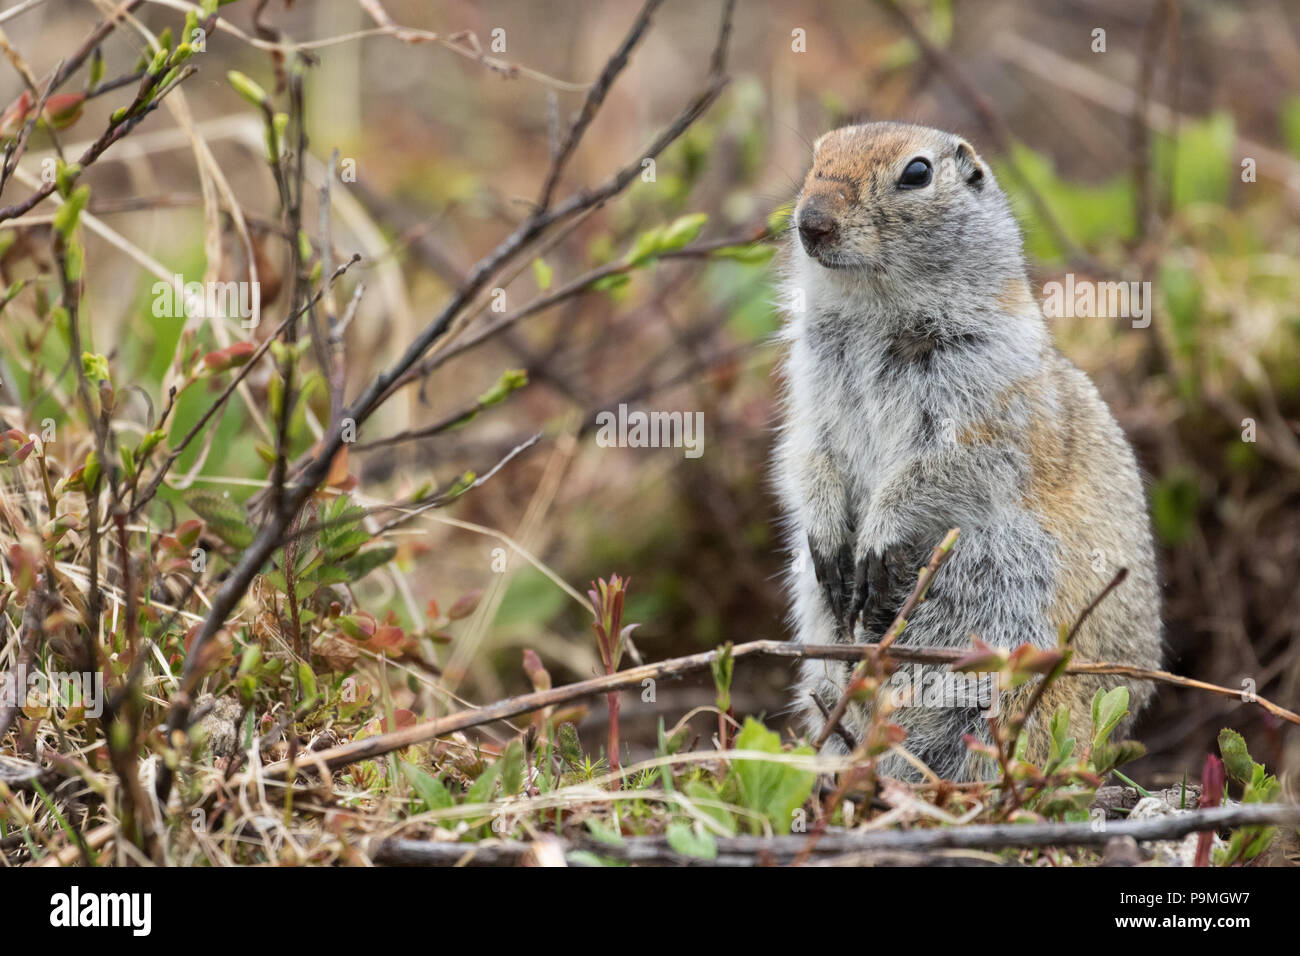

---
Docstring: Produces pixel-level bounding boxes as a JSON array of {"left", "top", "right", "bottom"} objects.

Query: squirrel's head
[{"left": 793, "top": 123, "right": 1022, "bottom": 293}]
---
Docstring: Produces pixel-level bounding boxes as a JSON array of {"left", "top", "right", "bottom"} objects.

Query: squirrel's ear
[{"left": 954, "top": 140, "right": 986, "bottom": 190}]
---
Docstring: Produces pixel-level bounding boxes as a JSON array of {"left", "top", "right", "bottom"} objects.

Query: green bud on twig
[
  {"left": 227, "top": 70, "right": 268, "bottom": 108},
  {"left": 476, "top": 368, "right": 528, "bottom": 407},
  {"left": 53, "top": 185, "right": 91, "bottom": 237}
]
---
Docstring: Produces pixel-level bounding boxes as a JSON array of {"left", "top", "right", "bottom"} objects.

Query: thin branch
[
  {"left": 51, "top": 0, "right": 144, "bottom": 90},
  {"left": 0, "top": 580, "right": 48, "bottom": 741},
  {"left": 536, "top": 0, "right": 665, "bottom": 210},
  {"left": 1064, "top": 567, "right": 1128, "bottom": 648},
  {"left": 369, "top": 803, "right": 1300, "bottom": 865},
  {"left": 410, "top": 226, "right": 773, "bottom": 381},
  {"left": 128, "top": 254, "right": 362, "bottom": 520},
  {"left": 0, "top": 62, "right": 197, "bottom": 223}
]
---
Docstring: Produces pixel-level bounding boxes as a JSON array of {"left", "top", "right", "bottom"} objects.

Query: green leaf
[
  {"left": 82, "top": 450, "right": 101, "bottom": 491},
  {"left": 338, "top": 544, "right": 396, "bottom": 582},
  {"left": 1153, "top": 112, "right": 1234, "bottom": 210},
  {"left": 317, "top": 495, "right": 369, "bottom": 557},
  {"left": 531, "top": 257, "right": 553, "bottom": 291},
  {"left": 55, "top": 161, "right": 82, "bottom": 199},
  {"left": 729, "top": 717, "right": 815, "bottom": 834},
  {"left": 1048, "top": 705, "right": 1075, "bottom": 765},
  {"left": 322, "top": 526, "right": 371, "bottom": 561},
  {"left": 709, "top": 243, "right": 775, "bottom": 264},
  {"left": 53, "top": 185, "right": 91, "bottom": 237},
  {"left": 336, "top": 615, "right": 368, "bottom": 640},
  {"left": 1217, "top": 728, "right": 1255, "bottom": 785},
  {"left": 589, "top": 272, "right": 630, "bottom": 293},
  {"left": 499, "top": 740, "right": 524, "bottom": 796},
  {"left": 146, "top": 47, "right": 169, "bottom": 77},
  {"left": 183, "top": 489, "right": 253, "bottom": 549},
  {"left": 684, "top": 779, "right": 736, "bottom": 834},
  {"left": 81, "top": 351, "right": 111, "bottom": 382},
  {"left": 584, "top": 817, "right": 624, "bottom": 846},
  {"left": 766, "top": 203, "right": 793, "bottom": 234},
  {"left": 401, "top": 762, "right": 454, "bottom": 812},
  {"left": 624, "top": 226, "right": 665, "bottom": 267},
  {"left": 665, "top": 821, "right": 717, "bottom": 860},
  {"left": 659, "top": 212, "right": 708, "bottom": 251},
  {"left": 994, "top": 144, "right": 1134, "bottom": 262},
  {"left": 227, "top": 70, "right": 268, "bottom": 108},
  {"left": 1283, "top": 96, "right": 1300, "bottom": 158},
  {"left": 64, "top": 240, "right": 84, "bottom": 283},
  {"left": 118, "top": 443, "right": 136, "bottom": 482},
  {"left": 465, "top": 758, "right": 501, "bottom": 804},
  {"left": 296, "top": 661, "right": 318, "bottom": 703},
  {"left": 476, "top": 368, "right": 528, "bottom": 408},
  {"left": 711, "top": 642, "right": 733, "bottom": 713},
  {"left": 312, "top": 565, "right": 350, "bottom": 588},
  {"left": 1090, "top": 686, "right": 1129, "bottom": 751},
  {"left": 567, "top": 850, "right": 626, "bottom": 867},
  {"left": 88, "top": 48, "right": 105, "bottom": 91}
]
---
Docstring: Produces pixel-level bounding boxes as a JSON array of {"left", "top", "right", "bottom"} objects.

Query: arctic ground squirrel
[{"left": 773, "top": 122, "right": 1162, "bottom": 780}]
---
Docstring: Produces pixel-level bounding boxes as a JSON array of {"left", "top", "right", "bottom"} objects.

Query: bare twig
[
  {"left": 368, "top": 803, "right": 1300, "bottom": 866},
  {"left": 128, "top": 254, "right": 362, "bottom": 520},
  {"left": 536, "top": 0, "right": 666, "bottom": 210},
  {"left": 810, "top": 692, "right": 857, "bottom": 752},
  {"left": 408, "top": 226, "right": 773, "bottom": 381},
  {"left": 0, "top": 581, "right": 48, "bottom": 742},
  {"left": 1063, "top": 567, "right": 1129, "bottom": 648}
]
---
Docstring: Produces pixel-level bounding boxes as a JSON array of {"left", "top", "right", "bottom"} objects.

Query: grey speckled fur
[{"left": 772, "top": 123, "right": 1162, "bottom": 780}]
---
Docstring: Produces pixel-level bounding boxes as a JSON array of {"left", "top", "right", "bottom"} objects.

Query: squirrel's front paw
[
  {"left": 808, "top": 534, "right": 853, "bottom": 635},
  {"left": 848, "top": 547, "right": 890, "bottom": 636}
]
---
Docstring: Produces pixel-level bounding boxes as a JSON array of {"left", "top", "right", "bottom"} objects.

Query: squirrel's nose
[{"left": 797, "top": 202, "right": 838, "bottom": 253}]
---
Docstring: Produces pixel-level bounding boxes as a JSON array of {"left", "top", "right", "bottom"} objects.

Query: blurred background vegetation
[{"left": 3, "top": 0, "right": 1297, "bottom": 785}]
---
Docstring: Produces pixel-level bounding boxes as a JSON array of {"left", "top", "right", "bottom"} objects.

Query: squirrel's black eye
[{"left": 898, "top": 158, "right": 932, "bottom": 189}]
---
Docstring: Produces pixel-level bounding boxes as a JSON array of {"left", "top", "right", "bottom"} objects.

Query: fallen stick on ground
[{"left": 366, "top": 802, "right": 1300, "bottom": 866}]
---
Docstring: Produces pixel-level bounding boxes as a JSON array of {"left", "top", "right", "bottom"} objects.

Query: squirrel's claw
[
  {"left": 809, "top": 536, "right": 854, "bottom": 634},
  {"left": 847, "top": 548, "right": 889, "bottom": 637}
]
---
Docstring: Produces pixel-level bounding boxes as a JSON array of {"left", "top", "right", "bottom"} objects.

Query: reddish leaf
[
  {"left": 337, "top": 613, "right": 376, "bottom": 641},
  {"left": 369, "top": 625, "right": 405, "bottom": 650},
  {"left": 175, "top": 518, "right": 203, "bottom": 548},
  {"left": 523, "top": 649, "right": 551, "bottom": 692},
  {"left": 1195, "top": 754, "right": 1226, "bottom": 867},
  {"left": 44, "top": 92, "right": 87, "bottom": 128},
  {"left": 447, "top": 589, "right": 483, "bottom": 620},
  {"left": 202, "top": 341, "right": 256, "bottom": 373},
  {"left": 325, "top": 445, "right": 351, "bottom": 489},
  {"left": 379, "top": 709, "right": 418, "bottom": 733},
  {"left": 1006, "top": 644, "right": 1065, "bottom": 675},
  {"left": 0, "top": 90, "right": 34, "bottom": 138},
  {"left": 951, "top": 637, "right": 1007, "bottom": 673}
]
